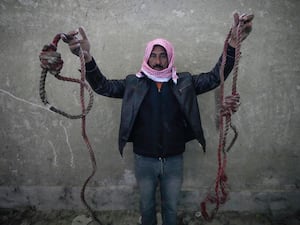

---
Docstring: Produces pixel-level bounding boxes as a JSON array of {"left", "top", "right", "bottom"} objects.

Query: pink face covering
[{"left": 136, "top": 38, "right": 178, "bottom": 84}]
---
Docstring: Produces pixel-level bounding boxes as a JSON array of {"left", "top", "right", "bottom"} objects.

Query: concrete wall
[{"left": 0, "top": 0, "right": 299, "bottom": 215}]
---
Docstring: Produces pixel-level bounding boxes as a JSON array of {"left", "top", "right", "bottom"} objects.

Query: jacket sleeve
[
  {"left": 85, "top": 58, "right": 125, "bottom": 98},
  {"left": 192, "top": 45, "right": 236, "bottom": 95}
]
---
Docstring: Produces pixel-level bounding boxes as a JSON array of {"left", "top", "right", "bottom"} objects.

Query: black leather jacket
[{"left": 85, "top": 46, "right": 235, "bottom": 156}]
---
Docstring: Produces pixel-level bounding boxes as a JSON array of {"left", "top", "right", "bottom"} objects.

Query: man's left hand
[{"left": 229, "top": 12, "right": 254, "bottom": 48}]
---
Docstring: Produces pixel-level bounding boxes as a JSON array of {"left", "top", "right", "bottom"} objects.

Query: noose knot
[
  {"left": 220, "top": 93, "right": 240, "bottom": 117},
  {"left": 39, "top": 44, "right": 63, "bottom": 75}
]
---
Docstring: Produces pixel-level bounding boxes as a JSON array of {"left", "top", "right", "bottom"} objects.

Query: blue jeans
[{"left": 134, "top": 153, "right": 183, "bottom": 225}]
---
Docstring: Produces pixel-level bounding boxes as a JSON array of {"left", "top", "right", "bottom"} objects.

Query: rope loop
[{"left": 38, "top": 34, "right": 94, "bottom": 120}]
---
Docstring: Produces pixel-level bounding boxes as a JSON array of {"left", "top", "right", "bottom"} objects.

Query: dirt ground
[{"left": 0, "top": 207, "right": 299, "bottom": 225}]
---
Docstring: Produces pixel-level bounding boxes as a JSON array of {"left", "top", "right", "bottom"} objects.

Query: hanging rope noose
[
  {"left": 200, "top": 20, "right": 243, "bottom": 221},
  {"left": 39, "top": 33, "right": 103, "bottom": 225}
]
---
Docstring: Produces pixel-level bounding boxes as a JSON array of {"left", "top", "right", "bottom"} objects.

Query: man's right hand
[{"left": 63, "top": 27, "right": 92, "bottom": 63}]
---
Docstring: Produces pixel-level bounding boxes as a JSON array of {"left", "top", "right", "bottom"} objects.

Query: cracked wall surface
[{"left": 0, "top": 0, "right": 299, "bottom": 214}]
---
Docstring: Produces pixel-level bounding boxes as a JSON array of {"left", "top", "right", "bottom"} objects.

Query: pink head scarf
[{"left": 136, "top": 38, "right": 178, "bottom": 84}]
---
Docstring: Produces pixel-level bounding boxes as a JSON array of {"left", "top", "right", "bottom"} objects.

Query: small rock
[{"left": 72, "top": 214, "right": 93, "bottom": 225}]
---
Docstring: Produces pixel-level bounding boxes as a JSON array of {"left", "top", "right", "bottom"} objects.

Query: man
[{"left": 67, "top": 12, "right": 253, "bottom": 225}]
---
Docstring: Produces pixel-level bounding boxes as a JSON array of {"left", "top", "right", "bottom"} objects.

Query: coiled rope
[
  {"left": 200, "top": 21, "right": 242, "bottom": 221},
  {"left": 39, "top": 33, "right": 103, "bottom": 225}
]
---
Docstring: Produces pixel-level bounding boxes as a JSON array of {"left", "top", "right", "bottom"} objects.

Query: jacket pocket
[{"left": 178, "top": 83, "right": 192, "bottom": 94}]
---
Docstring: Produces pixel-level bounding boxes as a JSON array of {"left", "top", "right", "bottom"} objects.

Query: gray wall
[{"left": 1, "top": 0, "right": 299, "bottom": 214}]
